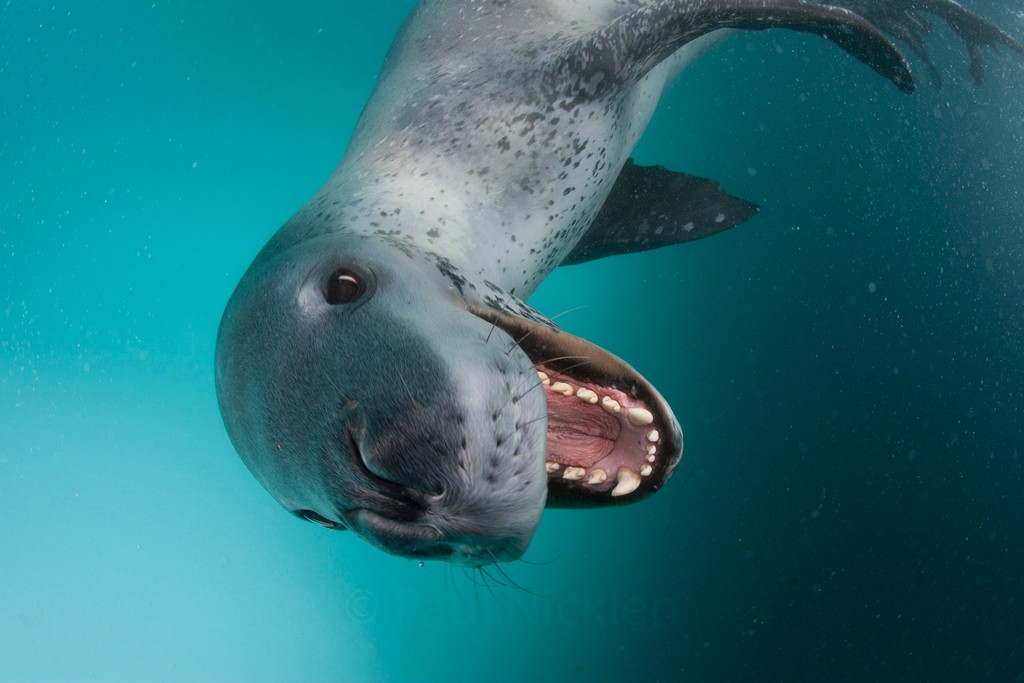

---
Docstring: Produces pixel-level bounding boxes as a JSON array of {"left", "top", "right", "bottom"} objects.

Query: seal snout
[
  {"left": 346, "top": 418, "right": 537, "bottom": 566},
  {"left": 344, "top": 381, "right": 546, "bottom": 566}
]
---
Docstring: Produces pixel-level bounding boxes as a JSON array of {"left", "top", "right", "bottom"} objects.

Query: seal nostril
[{"left": 346, "top": 426, "right": 428, "bottom": 521}]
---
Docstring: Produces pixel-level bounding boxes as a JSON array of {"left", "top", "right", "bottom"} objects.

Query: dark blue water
[{"left": 3, "top": 2, "right": 1023, "bottom": 681}]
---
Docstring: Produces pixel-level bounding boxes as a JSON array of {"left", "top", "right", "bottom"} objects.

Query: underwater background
[{"left": 2, "top": 1, "right": 1023, "bottom": 681}]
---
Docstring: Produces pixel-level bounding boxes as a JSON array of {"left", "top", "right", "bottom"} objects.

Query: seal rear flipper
[
  {"left": 544, "top": 0, "right": 916, "bottom": 103},
  {"left": 562, "top": 160, "right": 758, "bottom": 266},
  {"left": 829, "top": 0, "right": 1024, "bottom": 87}
]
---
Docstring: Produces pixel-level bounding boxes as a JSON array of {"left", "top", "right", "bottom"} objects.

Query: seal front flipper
[
  {"left": 562, "top": 160, "right": 759, "bottom": 266},
  {"left": 832, "top": 0, "right": 1024, "bottom": 87},
  {"left": 544, "top": 0, "right": 916, "bottom": 101}
]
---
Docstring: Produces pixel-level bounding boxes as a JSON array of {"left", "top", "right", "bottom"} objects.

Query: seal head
[{"left": 216, "top": 233, "right": 680, "bottom": 565}]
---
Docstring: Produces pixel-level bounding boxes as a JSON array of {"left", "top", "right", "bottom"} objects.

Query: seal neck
[{"left": 274, "top": 165, "right": 558, "bottom": 299}]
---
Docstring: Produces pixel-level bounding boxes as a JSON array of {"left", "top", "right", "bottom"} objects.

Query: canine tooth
[
  {"left": 610, "top": 468, "right": 641, "bottom": 497},
  {"left": 545, "top": 461, "right": 561, "bottom": 473},
  {"left": 601, "top": 396, "right": 620, "bottom": 414},
  {"left": 537, "top": 371, "right": 550, "bottom": 385},
  {"left": 562, "top": 466, "right": 586, "bottom": 480},
  {"left": 647, "top": 429, "right": 660, "bottom": 443},
  {"left": 576, "top": 388, "right": 598, "bottom": 404},
  {"left": 640, "top": 464, "right": 653, "bottom": 476},
  {"left": 646, "top": 453, "right": 656, "bottom": 463},
  {"left": 627, "top": 407, "right": 654, "bottom": 426},
  {"left": 549, "top": 381, "right": 574, "bottom": 396},
  {"left": 587, "top": 469, "right": 607, "bottom": 485}
]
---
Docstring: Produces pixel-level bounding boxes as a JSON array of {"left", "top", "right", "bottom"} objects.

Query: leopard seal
[{"left": 215, "top": 0, "right": 1020, "bottom": 566}]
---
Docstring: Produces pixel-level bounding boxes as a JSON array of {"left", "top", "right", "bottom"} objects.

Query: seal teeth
[
  {"left": 575, "top": 388, "right": 599, "bottom": 404},
  {"left": 549, "top": 381, "right": 574, "bottom": 396},
  {"left": 562, "top": 466, "right": 586, "bottom": 481},
  {"left": 537, "top": 370, "right": 551, "bottom": 385},
  {"left": 611, "top": 468, "right": 642, "bottom": 497},
  {"left": 627, "top": 407, "right": 654, "bottom": 426},
  {"left": 601, "top": 396, "right": 621, "bottom": 414},
  {"left": 640, "top": 464, "right": 653, "bottom": 477},
  {"left": 545, "top": 461, "right": 561, "bottom": 473},
  {"left": 587, "top": 468, "right": 607, "bottom": 485},
  {"left": 647, "top": 429, "right": 660, "bottom": 443}
]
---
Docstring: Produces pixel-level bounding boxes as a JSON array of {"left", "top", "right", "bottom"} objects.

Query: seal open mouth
[{"left": 467, "top": 303, "right": 682, "bottom": 507}]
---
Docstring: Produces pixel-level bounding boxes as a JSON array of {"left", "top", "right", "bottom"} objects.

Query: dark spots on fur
[
  {"left": 427, "top": 227, "right": 440, "bottom": 239},
  {"left": 433, "top": 254, "right": 468, "bottom": 295}
]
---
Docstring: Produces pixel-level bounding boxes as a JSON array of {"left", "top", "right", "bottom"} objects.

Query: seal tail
[
  {"left": 829, "top": 0, "right": 1024, "bottom": 87},
  {"left": 544, "top": 0, "right": 1021, "bottom": 105}
]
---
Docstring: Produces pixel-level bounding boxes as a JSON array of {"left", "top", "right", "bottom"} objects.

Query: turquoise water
[{"left": 3, "top": 1, "right": 1023, "bottom": 681}]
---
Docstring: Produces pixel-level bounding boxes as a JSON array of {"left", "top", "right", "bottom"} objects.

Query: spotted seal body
[{"left": 216, "top": 0, "right": 1020, "bottom": 565}]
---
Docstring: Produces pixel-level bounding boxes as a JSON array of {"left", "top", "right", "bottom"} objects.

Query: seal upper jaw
[{"left": 464, "top": 302, "right": 682, "bottom": 508}]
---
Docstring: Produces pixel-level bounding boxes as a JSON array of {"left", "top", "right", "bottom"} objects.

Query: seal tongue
[
  {"left": 545, "top": 385, "right": 618, "bottom": 469},
  {"left": 464, "top": 301, "right": 681, "bottom": 507}
]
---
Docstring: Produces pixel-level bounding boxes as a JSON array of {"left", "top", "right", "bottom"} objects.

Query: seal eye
[
  {"left": 324, "top": 269, "right": 364, "bottom": 305},
  {"left": 295, "top": 509, "right": 344, "bottom": 530}
]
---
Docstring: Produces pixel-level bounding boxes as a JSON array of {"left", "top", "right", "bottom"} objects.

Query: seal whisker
[
  {"left": 509, "top": 354, "right": 594, "bottom": 403},
  {"left": 502, "top": 306, "right": 585, "bottom": 356},
  {"left": 515, "top": 412, "right": 548, "bottom": 431},
  {"left": 486, "top": 551, "right": 540, "bottom": 595},
  {"left": 515, "top": 552, "right": 562, "bottom": 567},
  {"left": 547, "top": 305, "right": 587, "bottom": 323},
  {"left": 534, "top": 357, "right": 594, "bottom": 377},
  {"left": 466, "top": 565, "right": 504, "bottom": 604},
  {"left": 485, "top": 288, "right": 517, "bottom": 345},
  {"left": 510, "top": 377, "right": 546, "bottom": 404}
]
